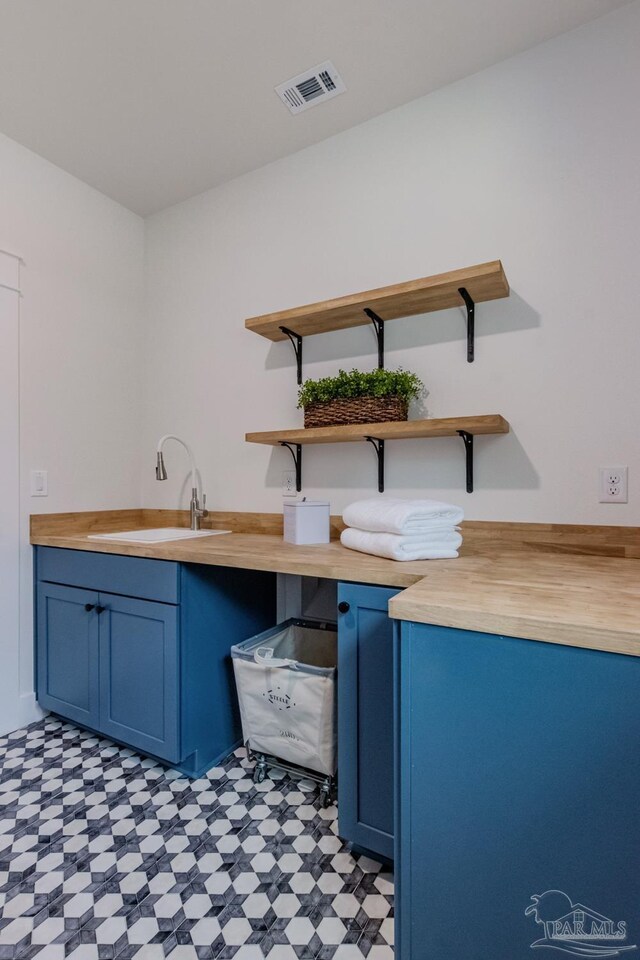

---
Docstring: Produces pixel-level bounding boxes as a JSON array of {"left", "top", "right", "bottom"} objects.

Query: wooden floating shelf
[
  {"left": 245, "top": 261, "right": 509, "bottom": 341},
  {"left": 245, "top": 415, "right": 509, "bottom": 446},
  {"left": 246, "top": 415, "right": 509, "bottom": 494},
  {"left": 245, "top": 260, "right": 509, "bottom": 380}
]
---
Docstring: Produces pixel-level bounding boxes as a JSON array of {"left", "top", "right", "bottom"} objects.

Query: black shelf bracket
[
  {"left": 457, "top": 430, "right": 474, "bottom": 493},
  {"left": 364, "top": 437, "right": 385, "bottom": 493},
  {"left": 363, "top": 308, "right": 385, "bottom": 369},
  {"left": 280, "top": 442, "right": 302, "bottom": 492},
  {"left": 279, "top": 326, "right": 303, "bottom": 385},
  {"left": 458, "top": 287, "right": 475, "bottom": 363}
]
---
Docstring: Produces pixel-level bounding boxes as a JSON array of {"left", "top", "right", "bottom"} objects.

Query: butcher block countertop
[
  {"left": 30, "top": 510, "right": 435, "bottom": 588},
  {"left": 389, "top": 553, "right": 640, "bottom": 657},
  {"left": 31, "top": 510, "right": 640, "bottom": 657}
]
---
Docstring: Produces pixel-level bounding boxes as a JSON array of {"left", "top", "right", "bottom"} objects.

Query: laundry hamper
[{"left": 231, "top": 618, "right": 337, "bottom": 805}]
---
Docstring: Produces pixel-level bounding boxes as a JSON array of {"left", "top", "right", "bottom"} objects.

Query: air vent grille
[{"left": 275, "top": 60, "right": 346, "bottom": 115}]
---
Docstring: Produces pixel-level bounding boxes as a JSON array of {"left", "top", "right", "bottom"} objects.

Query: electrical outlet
[
  {"left": 282, "top": 470, "right": 297, "bottom": 497},
  {"left": 599, "top": 466, "right": 628, "bottom": 503}
]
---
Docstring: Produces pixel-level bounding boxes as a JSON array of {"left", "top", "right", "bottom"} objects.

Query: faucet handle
[{"left": 202, "top": 493, "right": 208, "bottom": 517}]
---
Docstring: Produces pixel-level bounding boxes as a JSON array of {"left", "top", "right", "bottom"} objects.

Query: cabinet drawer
[{"left": 37, "top": 547, "right": 180, "bottom": 604}]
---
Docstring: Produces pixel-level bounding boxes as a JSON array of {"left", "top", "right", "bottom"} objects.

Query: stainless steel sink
[{"left": 88, "top": 528, "right": 231, "bottom": 544}]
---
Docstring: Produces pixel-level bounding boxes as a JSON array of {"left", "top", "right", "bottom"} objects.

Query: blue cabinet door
[
  {"left": 98, "top": 594, "right": 180, "bottom": 763},
  {"left": 338, "top": 582, "right": 398, "bottom": 861},
  {"left": 396, "top": 621, "right": 640, "bottom": 960},
  {"left": 36, "top": 582, "right": 100, "bottom": 728}
]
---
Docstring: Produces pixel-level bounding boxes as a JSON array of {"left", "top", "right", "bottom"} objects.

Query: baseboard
[
  {"left": 0, "top": 692, "right": 45, "bottom": 737},
  {"left": 18, "top": 691, "right": 45, "bottom": 726}
]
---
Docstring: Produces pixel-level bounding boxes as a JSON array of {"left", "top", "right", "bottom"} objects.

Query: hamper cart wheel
[
  {"left": 319, "top": 778, "right": 333, "bottom": 808},
  {"left": 253, "top": 756, "right": 268, "bottom": 784}
]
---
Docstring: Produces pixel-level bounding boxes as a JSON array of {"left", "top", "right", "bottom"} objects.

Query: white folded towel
[
  {"left": 340, "top": 527, "right": 462, "bottom": 561},
  {"left": 342, "top": 497, "right": 464, "bottom": 535}
]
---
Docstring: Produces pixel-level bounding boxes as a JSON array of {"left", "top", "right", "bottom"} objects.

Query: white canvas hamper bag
[{"left": 231, "top": 619, "right": 337, "bottom": 777}]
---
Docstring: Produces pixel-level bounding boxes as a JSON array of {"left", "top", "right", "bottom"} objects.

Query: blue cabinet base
[
  {"left": 174, "top": 738, "right": 244, "bottom": 778},
  {"left": 35, "top": 548, "right": 276, "bottom": 776},
  {"left": 396, "top": 621, "right": 640, "bottom": 960}
]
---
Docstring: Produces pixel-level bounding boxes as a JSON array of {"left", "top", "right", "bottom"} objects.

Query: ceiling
[{"left": 0, "top": 0, "right": 630, "bottom": 216}]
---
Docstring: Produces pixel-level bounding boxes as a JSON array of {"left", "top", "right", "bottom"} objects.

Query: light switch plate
[{"left": 30, "top": 469, "right": 48, "bottom": 497}]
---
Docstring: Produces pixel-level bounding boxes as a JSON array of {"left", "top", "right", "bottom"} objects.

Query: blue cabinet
[
  {"left": 35, "top": 547, "right": 276, "bottom": 775},
  {"left": 396, "top": 620, "right": 640, "bottom": 960},
  {"left": 337, "top": 582, "right": 398, "bottom": 861}
]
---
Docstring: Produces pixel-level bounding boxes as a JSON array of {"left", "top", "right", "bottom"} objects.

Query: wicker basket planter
[{"left": 304, "top": 395, "right": 408, "bottom": 428}]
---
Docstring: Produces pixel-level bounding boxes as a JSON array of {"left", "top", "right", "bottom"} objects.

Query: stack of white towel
[{"left": 340, "top": 497, "right": 464, "bottom": 561}]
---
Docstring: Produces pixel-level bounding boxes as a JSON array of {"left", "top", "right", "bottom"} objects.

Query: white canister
[{"left": 283, "top": 500, "right": 331, "bottom": 545}]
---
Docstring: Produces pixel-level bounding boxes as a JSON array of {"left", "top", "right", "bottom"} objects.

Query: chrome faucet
[{"left": 155, "top": 434, "right": 208, "bottom": 531}]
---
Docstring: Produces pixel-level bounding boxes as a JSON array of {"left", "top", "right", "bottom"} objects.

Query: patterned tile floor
[{"left": 0, "top": 719, "right": 393, "bottom": 960}]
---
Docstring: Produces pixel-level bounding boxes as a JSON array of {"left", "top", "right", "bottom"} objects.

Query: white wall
[
  {"left": 0, "top": 132, "right": 144, "bottom": 732},
  {"left": 142, "top": 2, "right": 640, "bottom": 525}
]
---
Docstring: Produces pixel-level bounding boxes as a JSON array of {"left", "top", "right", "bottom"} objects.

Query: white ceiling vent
[{"left": 275, "top": 60, "right": 346, "bottom": 115}]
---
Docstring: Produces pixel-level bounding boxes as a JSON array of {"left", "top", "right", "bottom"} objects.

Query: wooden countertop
[
  {"left": 389, "top": 553, "right": 640, "bottom": 656},
  {"left": 30, "top": 523, "right": 434, "bottom": 589},
  {"left": 31, "top": 511, "right": 640, "bottom": 657}
]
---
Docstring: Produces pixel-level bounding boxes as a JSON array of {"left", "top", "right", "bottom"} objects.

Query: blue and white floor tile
[{"left": 0, "top": 719, "right": 393, "bottom": 959}]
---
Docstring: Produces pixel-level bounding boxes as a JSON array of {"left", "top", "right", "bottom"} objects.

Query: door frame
[{"left": 0, "top": 251, "right": 21, "bottom": 735}]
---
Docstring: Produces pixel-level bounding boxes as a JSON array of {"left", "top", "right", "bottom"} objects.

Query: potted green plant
[{"left": 298, "top": 368, "right": 424, "bottom": 428}]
